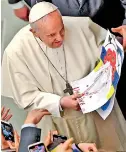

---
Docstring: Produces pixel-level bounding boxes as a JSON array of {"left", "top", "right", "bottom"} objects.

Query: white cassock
[{"left": 1, "top": 17, "right": 126, "bottom": 151}]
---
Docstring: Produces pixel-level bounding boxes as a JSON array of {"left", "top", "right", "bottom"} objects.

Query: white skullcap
[{"left": 29, "top": 2, "right": 58, "bottom": 23}]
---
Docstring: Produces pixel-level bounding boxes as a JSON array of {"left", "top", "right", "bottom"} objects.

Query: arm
[
  {"left": 8, "top": 0, "right": 29, "bottom": 21},
  {"left": 120, "top": 0, "right": 126, "bottom": 25},
  {"left": 8, "top": 0, "right": 25, "bottom": 9},
  {"left": 19, "top": 109, "right": 50, "bottom": 152},
  {"left": 2, "top": 51, "right": 61, "bottom": 117},
  {"left": 19, "top": 127, "right": 41, "bottom": 152}
]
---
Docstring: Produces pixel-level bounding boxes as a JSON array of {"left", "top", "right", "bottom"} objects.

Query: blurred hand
[
  {"left": 24, "top": 109, "right": 51, "bottom": 125},
  {"left": 1, "top": 133, "right": 9, "bottom": 150},
  {"left": 1, "top": 107, "right": 12, "bottom": 121},
  {"left": 78, "top": 143, "right": 97, "bottom": 152},
  {"left": 60, "top": 93, "right": 82, "bottom": 111},
  {"left": 44, "top": 130, "right": 58, "bottom": 147},
  {"left": 56, "top": 138, "right": 74, "bottom": 152},
  {"left": 112, "top": 25, "right": 126, "bottom": 50},
  {"left": 14, "top": 5, "right": 30, "bottom": 21},
  {"left": 1, "top": 131, "right": 20, "bottom": 152}
]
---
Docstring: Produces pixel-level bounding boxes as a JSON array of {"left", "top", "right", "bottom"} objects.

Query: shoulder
[
  {"left": 4, "top": 24, "right": 34, "bottom": 58},
  {"left": 63, "top": 17, "right": 93, "bottom": 29},
  {"left": 63, "top": 17, "right": 96, "bottom": 37}
]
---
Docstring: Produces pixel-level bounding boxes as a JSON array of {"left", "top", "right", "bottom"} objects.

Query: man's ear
[{"left": 29, "top": 28, "right": 39, "bottom": 38}]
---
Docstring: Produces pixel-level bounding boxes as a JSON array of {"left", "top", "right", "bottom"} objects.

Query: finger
[
  {"left": 1, "top": 109, "right": 10, "bottom": 120},
  {"left": 14, "top": 131, "right": 20, "bottom": 152},
  {"left": 5, "top": 114, "right": 12, "bottom": 121},
  {"left": 7, "top": 141, "right": 15, "bottom": 149},
  {"left": 122, "top": 28, "right": 126, "bottom": 50},
  {"left": 14, "top": 131, "right": 20, "bottom": 142},
  {"left": 89, "top": 146, "right": 98, "bottom": 152},
  {"left": 88, "top": 144, "right": 98, "bottom": 152},
  {"left": 111, "top": 26, "right": 123, "bottom": 34},
  {"left": 52, "top": 130, "right": 58, "bottom": 135},
  {"left": 39, "top": 109, "right": 50, "bottom": 113},
  {"left": 50, "top": 131, "right": 54, "bottom": 142},
  {"left": 1, "top": 106, "right": 5, "bottom": 115},
  {"left": 44, "top": 131, "right": 52, "bottom": 147},
  {"left": 71, "top": 93, "right": 82, "bottom": 99},
  {"left": 41, "top": 111, "right": 51, "bottom": 117},
  {"left": 76, "top": 106, "right": 81, "bottom": 111},
  {"left": 63, "top": 138, "right": 74, "bottom": 150}
]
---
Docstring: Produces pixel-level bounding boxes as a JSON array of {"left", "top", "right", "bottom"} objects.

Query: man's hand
[
  {"left": 24, "top": 109, "right": 51, "bottom": 125},
  {"left": 78, "top": 143, "right": 97, "bottom": 152},
  {"left": 60, "top": 93, "right": 82, "bottom": 111},
  {"left": 112, "top": 25, "right": 126, "bottom": 50},
  {"left": 44, "top": 130, "right": 58, "bottom": 147},
  {"left": 1, "top": 131, "right": 20, "bottom": 152},
  {"left": 7, "top": 131, "right": 20, "bottom": 152},
  {"left": 14, "top": 5, "right": 30, "bottom": 21},
  {"left": 1, "top": 133, "right": 10, "bottom": 150},
  {"left": 56, "top": 138, "right": 73, "bottom": 152},
  {"left": 1, "top": 107, "right": 12, "bottom": 121}
]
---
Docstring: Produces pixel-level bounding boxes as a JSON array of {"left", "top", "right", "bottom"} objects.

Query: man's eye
[{"left": 50, "top": 34, "right": 55, "bottom": 37}]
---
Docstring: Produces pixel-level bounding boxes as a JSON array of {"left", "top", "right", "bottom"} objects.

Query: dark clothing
[
  {"left": 18, "top": 127, "right": 41, "bottom": 152},
  {"left": 8, "top": 0, "right": 125, "bottom": 29}
]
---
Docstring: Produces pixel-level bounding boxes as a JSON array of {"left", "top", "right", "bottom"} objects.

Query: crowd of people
[
  {"left": 1, "top": 107, "right": 99, "bottom": 152},
  {"left": 1, "top": 0, "right": 126, "bottom": 151}
]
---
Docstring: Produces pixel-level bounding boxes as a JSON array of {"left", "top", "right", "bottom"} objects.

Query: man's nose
[{"left": 56, "top": 34, "right": 63, "bottom": 42}]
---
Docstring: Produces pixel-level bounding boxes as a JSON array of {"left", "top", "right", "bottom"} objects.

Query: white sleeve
[
  {"left": 8, "top": 1, "right": 25, "bottom": 9},
  {"left": 2, "top": 52, "right": 62, "bottom": 117}
]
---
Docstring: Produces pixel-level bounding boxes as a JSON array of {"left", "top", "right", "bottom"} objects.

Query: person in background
[
  {"left": 18, "top": 109, "right": 97, "bottom": 152},
  {"left": 1, "top": 109, "right": 97, "bottom": 152},
  {"left": 1, "top": 106, "right": 19, "bottom": 151},
  {"left": 7, "top": 0, "right": 125, "bottom": 29},
  {"left": 1, "top": 109, "right": 50, "bottom": 151},
  {"left": 1, "top": 106, "right": 12, "bottom": 121}
]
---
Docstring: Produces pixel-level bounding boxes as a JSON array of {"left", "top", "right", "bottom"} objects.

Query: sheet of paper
[
  {"left": 97, "top": 95, "right": 115, "bottom": 120},
  {"left": 96, "top": 31, "right": 124, "bottom": 119},
  {"left": 71, "top": 31, "right": 124, "bottom": 117},
  {"left": 71, "top": 62, "right": 114, "bottom": 113}
]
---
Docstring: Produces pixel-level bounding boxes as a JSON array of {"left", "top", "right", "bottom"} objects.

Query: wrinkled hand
[
  {"left": 78, "top": 143, "right": 97, "bottom": 152},
  {"left": 14, "top": 5, "right": 29, "bottom": 21},
  {"left": 1, "top": 131, "right": 20, "bottom": 152},
  {"left": 44, "top": 130, "right": 58, "bottom": 147},
  {"left": 56, "top": 138, "right": 73, "bottom": 152},
  {"left": 60, "top": 93, "right": 82, "bottom": 111},
  {"left": 112, "top": 25, "right": 126, "bottom": 50},
  {"left": 24, "top": 109, "right": 51, "bottom": 125},
  {"left": 1, "top": 107, "right": 12, "bottom": 121}
]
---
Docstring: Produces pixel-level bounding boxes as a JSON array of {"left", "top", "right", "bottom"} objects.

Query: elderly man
[
  {"left": 2, "top": 2, "right": 126, "bottom": 151},
  {"left": 8, "top": 0, "right": 126, "bottom": 121}
]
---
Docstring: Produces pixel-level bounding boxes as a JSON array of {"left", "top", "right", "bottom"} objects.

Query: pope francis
[{"left": 2, "top": 2, "right": 126, "bottom": 151}]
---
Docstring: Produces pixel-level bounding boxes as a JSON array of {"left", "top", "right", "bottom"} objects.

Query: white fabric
[
  {"left": 29, "top": 2, "right": 58, "bottom": 23},
  {"left": 21, "top": 123, "right": 36, "bottom": 129},
  {"left": 9, "top": 1, "right": 25, "bottom": 9},
  {"left": 2, "top": 17, "right": 126, "bottom": 150}
]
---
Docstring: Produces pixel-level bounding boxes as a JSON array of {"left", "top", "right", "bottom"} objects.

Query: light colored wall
[{"left": 1, "top": 0, "right": 28, "bottom": 133}]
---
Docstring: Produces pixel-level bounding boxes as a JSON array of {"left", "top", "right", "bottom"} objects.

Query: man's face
[{"left": 37, "top": 11, "right": 65, "bottom": 48}]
